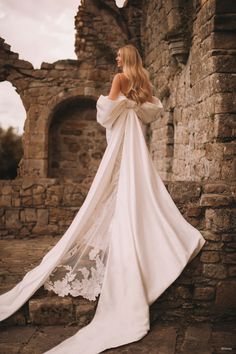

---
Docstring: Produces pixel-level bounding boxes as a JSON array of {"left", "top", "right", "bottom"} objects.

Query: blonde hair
[{"left": 119, "top": 44, "right": 153, "bottom": 105}]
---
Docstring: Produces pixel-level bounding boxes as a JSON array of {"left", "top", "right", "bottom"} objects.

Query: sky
[{"left": 0, "top": 0, "right": 125, "bottom": 134}]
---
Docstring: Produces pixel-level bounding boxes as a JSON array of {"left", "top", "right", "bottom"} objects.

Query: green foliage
[{"left": 0, "top": 126, "right": 23, "bottom": 179}]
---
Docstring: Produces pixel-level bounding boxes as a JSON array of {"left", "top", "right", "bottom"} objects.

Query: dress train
[{"left": 0, "top": 94, "right": 205, "bottom": 353}]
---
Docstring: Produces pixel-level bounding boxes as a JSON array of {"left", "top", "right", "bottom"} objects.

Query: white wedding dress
[{"left": 0, "top": 94, "right": 206, "bottom": 353}]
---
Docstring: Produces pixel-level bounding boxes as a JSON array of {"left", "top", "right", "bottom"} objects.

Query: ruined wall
[
  {"left": 142, "top": 0, "right": 236, "bottom": 183},
  {"left": 0, "top": 178, "right": 88, "bottom": 238},
  {"left": 0, "top": 37, "right": 103, "bottom": 179},
  {"left": 75, "top": 0, "right": 143, "bottom": 64},
  {"left": 141, "top": 0, "right": 236, "bottom": 321},
  {"left": 0, "top": 0, "right": 142, "bottom": 180}
]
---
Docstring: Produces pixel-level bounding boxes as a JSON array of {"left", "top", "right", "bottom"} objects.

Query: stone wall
[
  {"left": 0, "top": 37, "right": 105, "bottom": 179},
  {"left": 140, "top": 0, "right": 236, "bottom": 321},
  {"left": 0, "top": 178, "right": 90, "bottom": 238},
  {"left": 75, "top": 0, "right": 143, "bottom": 63},
  {"left": 142, "top": 0, "right": 236, "bottom": 183},
  {"left": 48, "top": 98, "right": 106, "bottom": 179},
  {"left": 0, "top": 1, "right": 143, "bottom": 180},
  {"left": 1, "top": 177, "right": 235, "bottom": 322}
]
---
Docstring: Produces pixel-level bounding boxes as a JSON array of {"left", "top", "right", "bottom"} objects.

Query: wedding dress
[{"left": 0, "top": 94, "right": 206, "bottom": 353}]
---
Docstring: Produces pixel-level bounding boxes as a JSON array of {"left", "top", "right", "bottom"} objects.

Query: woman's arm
[{"left": 108, "top": 73, "right": 121, "bottom": 100}]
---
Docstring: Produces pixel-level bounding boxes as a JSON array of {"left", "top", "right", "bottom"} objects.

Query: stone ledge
[{"left": 200, "top": 193, "right": 235, "bottom": 207}]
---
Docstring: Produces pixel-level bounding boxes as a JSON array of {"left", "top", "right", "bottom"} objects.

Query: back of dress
[{"left": 0, "top": 95, "right": 205, "bottom": 354}]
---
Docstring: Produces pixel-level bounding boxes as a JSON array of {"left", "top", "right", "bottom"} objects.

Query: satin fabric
[{"left": 0, "top": 94, "right": 205, "bottom": 353}]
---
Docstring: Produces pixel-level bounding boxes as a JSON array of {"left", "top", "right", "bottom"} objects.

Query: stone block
[
  {"left": 204, "top": 241, "right": 224, "bottom": 251},
  {"left": 200, "top": 251, "right": 220, "bottom": 263},
  {"left": 228, "top": 265, "right": 236, "bottom": 277},
  {"left": 193, "top": 287, "right": 215, "bottom": 301},
  {"left": 32, "top": 193, "right": 45, "bottom": 206},
  {"left": 223, "top": 143, "right": 236, "bottom": 158},
  {"left": 0, "top": 308, "right": 27, "bottom": 327},
  {"left": 75, "top": 297, "right": 97, "bottom": 326},
  {"left": 12, "top": 194, "right": 20, "bottom": 207},
  {"left": 21, "top": 180, "right": 34, "bottom": 191},
  {"left": 211, "top": 73, "right": 236, "bottom": 94},
  {"left": 200, "top": 193, "right": 234, "bottom": 207},
  {"left": 29, "top": 297, "right": 74, "bottom": 325},
  {"left": 221, "top": 233, "right": 234, "bottom": 242},
  {"left": 205, "top": 208, "right": 235, "bottom": 232},
  {"left": 21, "top": 208, "right": 37, "bottom": 223},
  {"left": 32, "top": 224, "right": 58, "bottom": 235},
  {"left": 205, "top": 142, "right": 224, "bottom": 160},
  {"left": 221, "top": 159, "right": 235, "bottom": 180},
  {"left": 186, "top": 206, "right": 202, "bottom": 218},
  {"left": 0, "top": 326, "right": 35, "bottom": 343},
  {"left": 181, "top": 324, "right": 212, "bottom": 354},
  {"left": 0, "top": 194, "right": 11, "bottom": 207},
  {"left": 5, "top": 210, "right": 21, "bottom": 229},
  {"left": 222, "top": 253, "right": 236, "bottom": 264},
  {"left": 21, "top": 195, "right": 33, "bottom": 206},
  {"left": 214, "top": 92, "right": 236, "bottom": 114},
  {"left": 215, "top": 280, "right": 236, "bottom": 309},
  {"left": 175, "top": 286, "right": 192, "bottom": 299},
  {"left": 45, "top": 186, "right": 63, "bottom": 206},
  {"left": 204, "top": 182, "right": 231, "bottom": 194},
  {"left": 203, "top": 264, "right": 227, "bottom": 279},
  {"left": 212, "top": 55, "right": 236, "bottom": 74},
  {"left": 1, "top": 186, "right": 12, "bottom": 195},
  {"left": 213, "top": 32, "right": 236, "bottom": 50},
  {"left": 37, "top": 209, "right": 49, "bottom": 226},
  {"left": 167, "top": 182, "right": 201, "bottom": 202}
]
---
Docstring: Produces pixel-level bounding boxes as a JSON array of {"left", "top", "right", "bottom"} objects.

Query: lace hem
[
  {"left": 44, "top": 246, "right": 105, "bottom": 301},
  {"left": 44, "top": 140, "right": 124, "bottom": 302}
]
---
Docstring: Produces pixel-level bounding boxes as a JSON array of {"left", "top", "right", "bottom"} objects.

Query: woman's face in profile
[{"left": 116, "top": 50, "right": 123, "bottom": 68}]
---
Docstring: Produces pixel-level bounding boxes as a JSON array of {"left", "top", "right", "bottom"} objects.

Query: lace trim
[
  {"left": 44, "top": 140, "right": 124, "bottom": 301},
  {"left": 44, "top": 247, "right": 105, "bottom": 301}
]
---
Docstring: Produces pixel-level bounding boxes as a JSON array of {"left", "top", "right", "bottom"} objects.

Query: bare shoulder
[
  {"left": 118, "top": 72, "right": 129, "bottom": 81},
  {"left": 111, "top": 73, "right": 120, "bottom": 81}
]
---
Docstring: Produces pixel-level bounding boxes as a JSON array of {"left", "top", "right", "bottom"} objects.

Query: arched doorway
[{"left": 48, "top": 97, "right": 106, "bottom": 181}]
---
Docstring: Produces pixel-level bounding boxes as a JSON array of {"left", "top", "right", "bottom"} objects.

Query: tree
[{"left": 0, "top": 126, "right": 23, "bottom": 179}]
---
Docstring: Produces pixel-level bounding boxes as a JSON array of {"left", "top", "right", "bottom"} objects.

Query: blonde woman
[
  {"left": 108, "top": 44, "right": 154, "bottom": 104},
  {"left": 0, "top": 44, "right": 205, "bottom": 353}
]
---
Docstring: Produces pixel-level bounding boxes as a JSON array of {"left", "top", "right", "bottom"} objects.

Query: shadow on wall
[{"left": 48, "top": 97, "right": 107, "bottom": 182}]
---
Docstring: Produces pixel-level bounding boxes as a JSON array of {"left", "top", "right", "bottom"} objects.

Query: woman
[
  {"left": 0, "top": 44, "right": 205, "bottom": 353},
  {"left": 108, "top": 45, "right": 154, "bottom": 104}
]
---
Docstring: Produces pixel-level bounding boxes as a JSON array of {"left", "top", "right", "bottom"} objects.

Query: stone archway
[{"left": 48, "top": 97, "right": 106, "bottom": 181}]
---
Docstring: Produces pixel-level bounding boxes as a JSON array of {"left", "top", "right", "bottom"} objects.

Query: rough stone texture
[
  {"left": 180, "top": 324, "right": 212, "bottom": 354},
  {"left": 0, "top": 0, "right": 142, "bottom": 179},
  {"left": 0, "top": 322, "right": 235, "bottom": 354},
  {"left": 142, "top": 0, "right": 236, "bottom": 183},
  {"left": 48, "top": 98, "right": 107, "bottom": 180},
  {"left": 0, "top": 0, "right": 235, "bottom": 333}
]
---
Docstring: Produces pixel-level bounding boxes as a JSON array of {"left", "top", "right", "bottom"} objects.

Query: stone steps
[
  {"left": 0, "top": 236, "right": 60, "bottom": 287},
  {"left": 0, "top": 236, "right": 98, "bottom": 327},
  {"left": 0, "top": 237, "right": 162, "bottom": 328}
]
